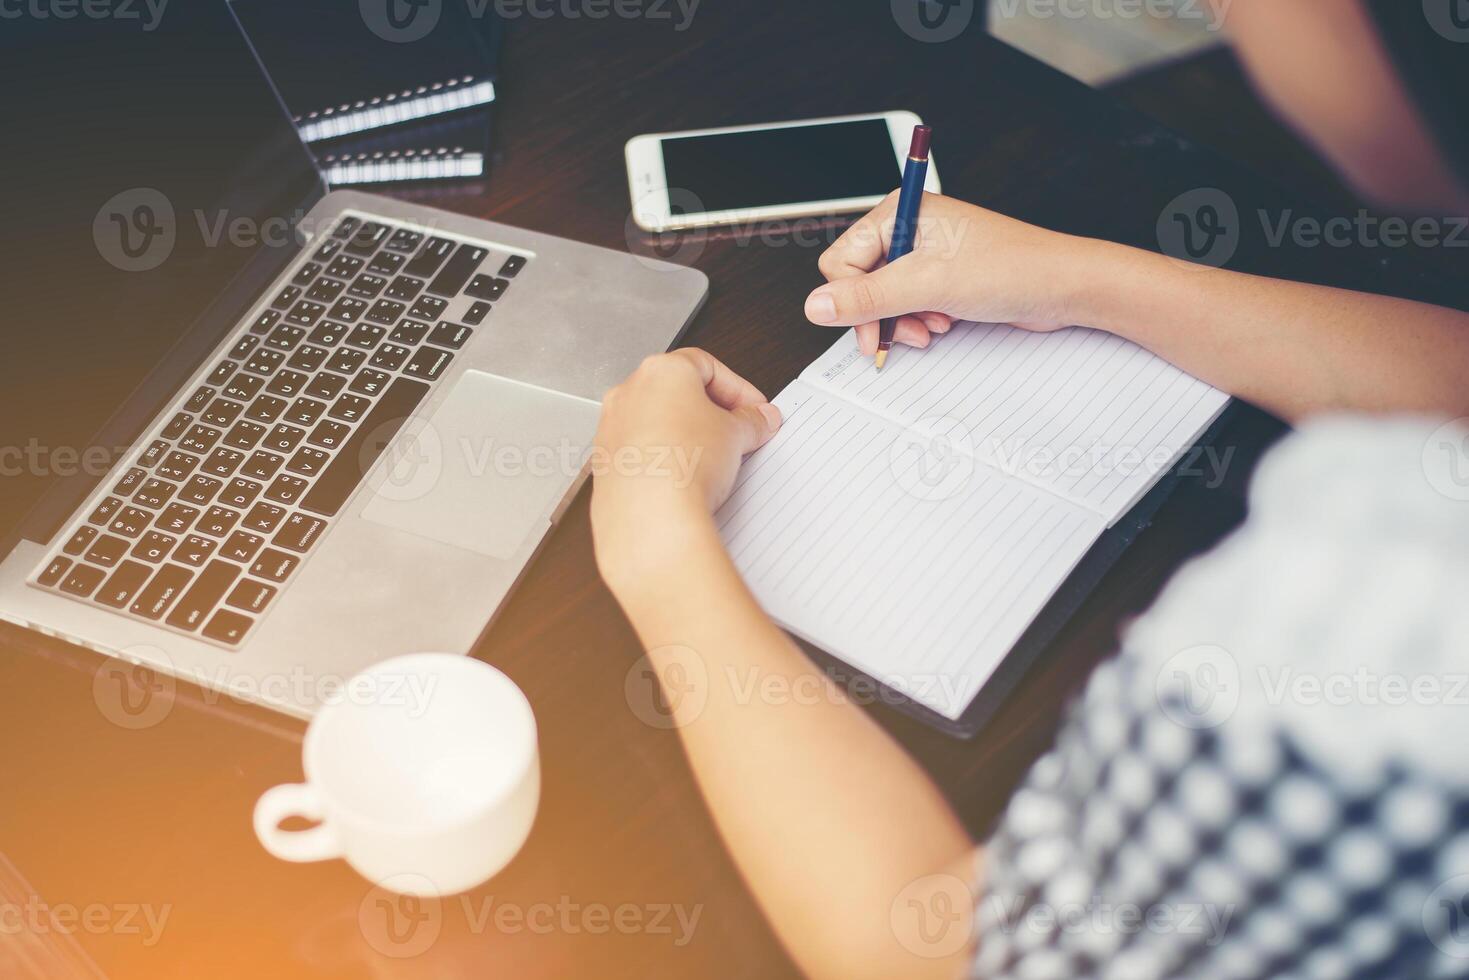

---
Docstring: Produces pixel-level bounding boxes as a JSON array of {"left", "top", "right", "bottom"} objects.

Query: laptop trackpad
[{"left": 360, "top": 371, "right": 601, "bottom": 560}]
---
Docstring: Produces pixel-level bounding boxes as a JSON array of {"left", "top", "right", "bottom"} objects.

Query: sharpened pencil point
[{"left": 874, "top": 349, "right": 888, "bottom": 371}]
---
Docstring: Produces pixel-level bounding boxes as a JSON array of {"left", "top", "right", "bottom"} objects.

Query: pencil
[{"left": 875, "top": 125, "right": 933, "bottom": 371}]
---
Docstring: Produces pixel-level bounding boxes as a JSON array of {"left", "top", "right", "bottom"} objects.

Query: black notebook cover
[
  {"left": 313, "top": 108, "right": 492, "bottom": 185},
  {"left": 229, "top": 0, "right": 503, "bottom": 142}
]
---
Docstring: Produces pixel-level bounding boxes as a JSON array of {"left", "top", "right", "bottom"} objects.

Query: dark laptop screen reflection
[{"left": 0, "top": 3, "right": 322, "bottom": 537}]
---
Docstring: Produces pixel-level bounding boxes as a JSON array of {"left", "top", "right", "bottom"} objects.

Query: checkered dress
[{"left": 970, "top": 418, "right": 1469, "bottom": 980}]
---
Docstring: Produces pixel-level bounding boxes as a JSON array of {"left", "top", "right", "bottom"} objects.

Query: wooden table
[{"left": 1, "top": 3, "right": 1456, "bottom": 977}]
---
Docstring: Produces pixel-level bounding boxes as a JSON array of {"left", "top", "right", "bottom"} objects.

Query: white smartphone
[{"left": 625, "top": 111, "right": 941, "bottom": 233}]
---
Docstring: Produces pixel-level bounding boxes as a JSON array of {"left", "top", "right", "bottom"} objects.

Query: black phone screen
[{"left": 660, "top": 119, "right": 903, "bottom": 215}]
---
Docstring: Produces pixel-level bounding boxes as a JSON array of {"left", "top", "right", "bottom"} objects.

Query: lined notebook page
[
  {"left": 718, "top": 385, "right": 1104, "bottom": 720},
  {"left": 803, "top": 323, "right": 1229, "bottom": 518}
]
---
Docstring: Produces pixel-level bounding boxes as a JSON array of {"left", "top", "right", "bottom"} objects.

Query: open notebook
[{"left": 717, "top": 322, "right": 1230, "bottom": 729}]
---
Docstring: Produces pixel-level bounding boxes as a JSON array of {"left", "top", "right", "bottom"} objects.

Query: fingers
[
  {"left": 818, "top": 191, "right": 901, "bottom": 282},
  {"left": 667, "top": 348, "right": 768, "bottom": 411},
  {"left": 729, "top": 402, "right": 782, "bottom": 455},
  {"left": 854, "top": 316, "right": 940, "bottom": 356},
  {"left": 804, "top": 257, "right": 937, "bottom": 327}
]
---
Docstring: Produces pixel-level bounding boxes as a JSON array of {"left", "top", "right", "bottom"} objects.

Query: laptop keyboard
[{"left": 31, "top": 215, "right": 529, "bottom": 649}]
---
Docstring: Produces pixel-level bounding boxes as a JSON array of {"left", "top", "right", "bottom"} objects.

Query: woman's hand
[
  {"left": 590, "top": 349, "right": 781, "bottom": 593},
  {"left": 805, "top": 192, "right": 1103, "bottom": 354}
]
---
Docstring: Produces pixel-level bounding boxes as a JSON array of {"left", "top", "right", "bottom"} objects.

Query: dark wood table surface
[{"left": 2, "top": 3, "right": 1459, "bottom": 978}]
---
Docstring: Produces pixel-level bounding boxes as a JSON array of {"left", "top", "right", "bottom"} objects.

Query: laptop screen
[{"left": 0, "top": 1, "right": 325, "bottom": 538}]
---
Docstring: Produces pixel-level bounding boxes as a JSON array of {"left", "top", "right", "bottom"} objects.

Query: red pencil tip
[{"left": 908, "top": 125, "right": 932, "bottom": 160}]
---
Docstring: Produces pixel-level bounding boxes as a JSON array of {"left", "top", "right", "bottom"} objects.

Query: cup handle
[{"left": 253, "top": 783, "right": 343, "bottom": 863}]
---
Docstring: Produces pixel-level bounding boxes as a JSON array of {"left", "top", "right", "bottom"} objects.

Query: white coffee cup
[{"left": 253, "top": 653, "right": 538, "bottom": 897}]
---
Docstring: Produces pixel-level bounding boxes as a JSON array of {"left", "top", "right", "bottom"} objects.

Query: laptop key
[
  {"left": 345, "top": 221, "right": 389, "bottom": 256},
  {"left": 328, "top": 394, "right": 372, "bottom": 424},
  {"left": 61, "top": 563, "right": 107, "bottom": 598},
  {"left": 347, "top": 323, "right": 386, "bottom": 350},
  {"left": 243, "top": 502, "right": 287, "bottom": 534},
  {"left": 172, "top": 534, "right": 216, "bottom": 567},
  {"left": 389, "top": 320, "right": 430, "bottom": 345},
  {"left": 229, "top": 336, "right": 260, "bottom": 360},
  {"left": 286, "top": 301, "right": 327, "bottom": 327},
  {"left": 462, "top": 301, "right": 491, "bottom": 325},
  {"left": 131, "top": 531, "right": 177, "bottom": 563},
  {"left": 113, "top": 467, "right": 148, "bottom": 495},
  {"left": 156, "top": 451, "right": 199, "bottom": 482},
  {"left": 185, "top": 386, "right": 215, "bottom": 412},
  {"left": 367, "top": 250, "right": 406, "bottom": 276},
  {"left": 224, "top": 420, "right": 267, "bottom": 451},
  {"left": 301, "top": 377, "right": 430, "bottom": 517},
  {"left": 202, "top": 448, "right": 246, "bottom": 478},
  {"left": 292, "top": 262, "right": 321, "bottom": 286},
  {"left": 308, "top": 419, "right": 352, "bottom": 450},
  {"left": 97, "top": 561, "right": 152, "bottom": 609},
  {"left": 408, "top": 295, "right": 446, "bottom": 321},
  {"left": 404, "top": 346, "right": 453, "bottom": 381},
  {"left": 63, "top": 526, "right": 98, "bottom": 555},
  {"left": 426, "top": 244, "right": 488, "bottom": 297},
  {"left": 155, "top": 503, "right": 200, "bottom": 535},
  {"left": 266, "top": 325, "right": 307, "bottom": 351},
  {"left": 287, "top": 447, "right": 330, "bottom": 477},
  {"left": 465, "top": 275, "right": 508, "bottom": 301},
  {"left": 131, "top": 564, "right": 193, "bottom": 620},
  {"left": 197, "top": 506, "right": 240, "bottom": 538},
  {"left": 246, "top": 395, "right": 288, "bottom": 424},
  {"left": 138, "top": 440, "right": 170, "bottom": 468},
  {"left": 179, "top": 475, "right": 223, "bottom": 506},
  {"left": 327, "top": 348, "right": 366, "bottom": 374},
  {"left": 244, "top": 349, "right": 285, "bottom": 376},
  {"left": 161, "top": 412, "right": 192, "bottom": 440},
  {"left": 349, "top": 369, "right": 391, "bottom": 398},
  {"left": 166, "top": 560, "right": 240, "bottom": 631},
  {"left": 314, "top": 239, "right": 343, "bottom": 262},
  {"left": 88, "top": 497, "right": 124, "bottom": 526},
  {"left": 369, "top": 343, "right": 412, "bottom": 371},
  {"left": 38, "top": 556, "right": 72, "bottom": 588},
  {"left": 249, "top": 311, "right": 281, "bottom": 335},
  {"left": 427, "top": 321, "right": 472, "bottom": 350},
  {"left": 307, "top": 278, "right": 346, "bottom": 303},
  {"left": 266, "top": 370, "right": 309, "bottom": 398},
  {"left": 85, "top": 534, "right": 130, "bottom": 567},
  {"left": 264, "top": 425, "right": 305, "bottom": 454},
  {"left": 132, "top": 479, "right": 176, "bottom": 510},
  {"left": 224, "top": 373, "right": 264, "bottom": 402},
  {"left": 333, "top": 216, "right": 360, "bottom": 240},
  {"left": 285, "top": 398, "right": 326, "bottom": 428},
  {"left": 385, "top": 275, "right": 425, "bottom": 301},
  {"left": 348, "top": 274, "right": 388, "bottom": 299},
  {"left": 108, "top": 508, "right": 151, "bottom": 539},
  {"left": 305, "top": 372, "right": 347, "bottom": 401},
  {"left": 220, "top": 531, "right": 264, "bottom": 564},
  {"left": 365, "top": 299, "right": 405, "bottom": 325},
  {"left": 226, "top": 579, "right": 277, "bottom": 615},
  {"left": 499, "top": 254, "right": 527, "bottom": 278},
  {"left": 179, "top": 425, "right": 221, "bottom": 455},
  {"left": 202, "top": 399, "right": 243, "bottom": 428},
  {"left": 271, "top": 286, "right": 301, "bottom": 310},
  {"left": 308, "top": 321, "right": 350, "bottom": 347},
  {"left": 203, "top": 609, "right": 253, "bottom": 645},
  {"left": 329, "top": 297, "right": 368, "bottom": 322},
  {"left": 325, "top": 254, "right": 364, "bottom": 280},
  {"left": 265, "top": 474, "right": 308, "bottom": 506},
  {"left": 242, "top": 452, "right": 284, "bottom": 482},
  {"left": 207, "top": 361, "right": 236, "bottom": 386},
  {"left": 405, "top": 237, "right": 456, "bottom": 278},
  {"left": 273, "top": 513, "right": 327, "bottom": 552},
  {"left": 385, "top": 229, "right": 423, "bottom": 253},
  {"left": 250, "top": 548, "right": 298, "bottom": 582},
  {"left": 220, "top": 478, "right": 262, "bottom": 509},
  {"left": 288, "top": 345, "right": 330, "bottom": 373}
]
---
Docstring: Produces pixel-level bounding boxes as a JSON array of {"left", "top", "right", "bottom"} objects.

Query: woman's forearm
[
  {"left": 605, "top": 514, "right": 976, "bottom": 980},
  {"left": 1072, "top": 238, "right": 1469, "bottom": 423}
]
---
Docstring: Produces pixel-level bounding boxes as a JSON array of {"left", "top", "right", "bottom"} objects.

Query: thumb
[
  {"left": 729, "top": 402, "right": 782, "bottom": 455},
  {"left": 804, "top": 260, "right": 934, "bottom": 327}
]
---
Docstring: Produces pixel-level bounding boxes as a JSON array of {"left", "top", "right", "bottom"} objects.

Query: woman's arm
[
  {"left": 591, "top": 350, "right": 977, "bottom": 980},
  {"left": 804, "top": 193, "right": 1469, "bottom": 424}
]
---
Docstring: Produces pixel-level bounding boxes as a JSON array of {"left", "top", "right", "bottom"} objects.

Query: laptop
[{"left": 0, "top": 3, "right": 706, "bottom": 718}]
